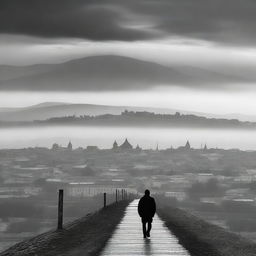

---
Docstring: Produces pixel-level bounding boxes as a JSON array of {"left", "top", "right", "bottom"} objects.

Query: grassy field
[
  {"left": 0, "top": 201, "right": 130, "bottom": 256},
  {"left": 157, "top": 197, "right": 256, "bottom": 256}
]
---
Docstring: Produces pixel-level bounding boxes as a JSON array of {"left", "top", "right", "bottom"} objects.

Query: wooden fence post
[
  {"left": 57, "top": 189, "right": 64, "bottom": 230},
  {"left": 104, "top": 192, "right": 107, "bottom": 208}
]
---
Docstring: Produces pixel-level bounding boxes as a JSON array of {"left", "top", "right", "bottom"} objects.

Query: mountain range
[
  {"left": 0, "top": 55, "right": 249, "bottom": 91},
  {"left": 0, "top": 54, "right": 255, "bottom": 122}
]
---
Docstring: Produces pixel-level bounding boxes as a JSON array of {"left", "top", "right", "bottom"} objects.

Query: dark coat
[{"left": 138, "top": 195, "right": 156, "bottom": 220}]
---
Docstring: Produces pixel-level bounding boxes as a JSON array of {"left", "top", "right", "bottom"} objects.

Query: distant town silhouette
[
  {"left": 33, "top": 110, "right": 256, "bottom": 129},
  {"left": 50, "top": 138, "right": 209, "bottom": 152}
]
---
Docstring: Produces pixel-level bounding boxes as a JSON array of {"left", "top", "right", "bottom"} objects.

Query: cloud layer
[
  {"left": 0, "top": 0, "right": 256, "bottom": 45},
  {"left": 0, "top": 0, "right": 153, "bottom": 41}
]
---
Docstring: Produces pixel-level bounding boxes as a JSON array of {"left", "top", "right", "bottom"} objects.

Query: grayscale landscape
[{"left": 1, "top": 0, "right": 256, "bottom": 255}]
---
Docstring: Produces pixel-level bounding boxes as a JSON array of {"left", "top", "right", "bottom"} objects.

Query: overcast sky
[{"left": 0, "top": 0, "right": 256, "bottom": 115}]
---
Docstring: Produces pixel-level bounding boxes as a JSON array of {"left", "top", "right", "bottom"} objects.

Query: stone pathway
[{"left": 101, "top": 199, "right": 191, "bottom": 256}]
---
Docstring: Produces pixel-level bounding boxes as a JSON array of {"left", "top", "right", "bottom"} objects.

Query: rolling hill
[
  {"left": 0, "top": 102, "right": 256, "bottom": 123},
  {"left": 0, "top": 102, "right": 179, "bottom": 121},
  {"left": 0, "top": 55, "right": 247, "bottom": 91}
]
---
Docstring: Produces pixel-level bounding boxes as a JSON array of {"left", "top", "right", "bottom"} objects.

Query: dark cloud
[
  {"left": 120, "top": 0, "right": 256, "bottom": 46},
  {"left": 0, "top": 0, "right": 256, "bottom": 45},
  {"left": 0, "top": 0, "right": 153, "bottom": 41}
]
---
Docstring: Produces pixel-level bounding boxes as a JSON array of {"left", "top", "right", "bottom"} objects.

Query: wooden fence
[{"left": 57, "top": 188, "right": 136, "bottom": 229}]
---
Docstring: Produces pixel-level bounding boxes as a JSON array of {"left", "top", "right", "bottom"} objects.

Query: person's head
[{"left": 145, "top": 189, "right": 150, "bottom": 196}]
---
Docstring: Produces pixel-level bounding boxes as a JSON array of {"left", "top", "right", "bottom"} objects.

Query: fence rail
[{"left": 57, "top": 188, "right": 136, "bottom": 230}]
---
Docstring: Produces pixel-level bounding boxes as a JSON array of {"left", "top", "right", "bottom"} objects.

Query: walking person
[{"left": 138, "top": 189, "right": 156, "bottom": 238}]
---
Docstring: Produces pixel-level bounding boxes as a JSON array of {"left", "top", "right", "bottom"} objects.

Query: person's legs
[
  {"left": 146, "top": 219, "right": 152, "bottom": 237},
  {"left": 147, "top": 221, "right": 152, "bottom": 236},
  {"left": 142, "top": 221, "right": 147, "bottom": 238}
]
